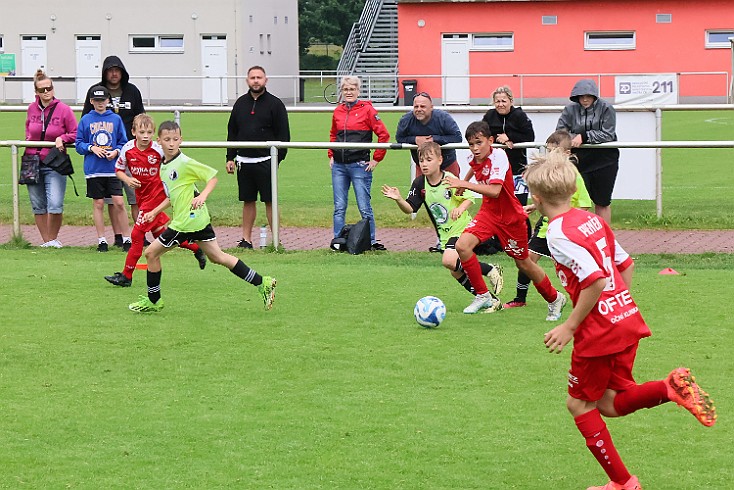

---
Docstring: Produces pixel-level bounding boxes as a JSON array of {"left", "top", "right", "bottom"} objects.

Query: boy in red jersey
[
  {"left": 104, "top": 114, "right": 205, "bottom": 287},
  {"left": 444, "top": 121, "right": 566, "bottom": 317},
  {"left": 524, "top": 150, "right": 717, "bottom": 490}
]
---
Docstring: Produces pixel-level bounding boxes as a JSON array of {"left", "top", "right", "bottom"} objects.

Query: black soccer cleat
[
  {"left": 104, "top": 272, "right": 132, "bottom": 287},
  {"left": 194, "top": 249, "right": 207, "bottom": 270}
]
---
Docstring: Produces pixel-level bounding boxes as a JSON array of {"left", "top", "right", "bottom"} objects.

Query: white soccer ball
[{"left": 414, "top": 296, "right": 446, "bottom": 328}]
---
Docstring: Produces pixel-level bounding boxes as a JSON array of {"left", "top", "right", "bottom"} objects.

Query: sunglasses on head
[
  {"left": 36, "top": 85, "right": 54, "bottom": 94},
  {"left": 414, "top": 92, "right": 432, "bottom": 101}
]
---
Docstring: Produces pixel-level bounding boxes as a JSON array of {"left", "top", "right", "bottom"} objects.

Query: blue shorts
[{"left": 28, "top": 166, "right": 67, "bottom": 214}]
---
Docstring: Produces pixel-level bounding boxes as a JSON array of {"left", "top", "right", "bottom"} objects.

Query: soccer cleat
[
  {"left": 258, "top": 276, "right": 277, "bottom": 310},
  {"left": 194, "top": 249, "right": 207, "bottom": 270},
  {"left": 587, "top": 475, "right": 642, "bottom": 490},
  {"left": 546, "top": 293, "right": 567, "bottom": 321},
  {"left": 128, "top": 296, "right": 164, "bottom": 313},
  {"left": 481, "top": 296, "right": 503, "bottom": 314},
  {"left": 237, "top": 239, "right": 253, "bottom": 249},
  {"left": 104, "top": 272, "right": 132, "bottom": 287},
  {"left": 463, "top": 292, "right": 497, "bottom": 314},
  {"left": 97, "top": 241, "right": 109, "bottom": 252},
  {"left": 371, "top": 242, "right": 387, "bottom": 251},
  {"left": 503, "top": 299, "right": 527, "bottom": 309},
  {"left": 485, "top": 264, "right": 504, "bottom": 296},
  {"left": 665, "top": 367, "right": 717, "bottom": 427},
  {"left": 122, "top": 240, "right": 132, "bottom": 252}
]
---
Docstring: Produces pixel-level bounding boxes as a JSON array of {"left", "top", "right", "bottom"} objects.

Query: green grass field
[
  {"left": 0, "top": 249, "right": 732, "bottom": 488},
  {"left": 1, "top": 109, "right": 733, "bottom": 230}
]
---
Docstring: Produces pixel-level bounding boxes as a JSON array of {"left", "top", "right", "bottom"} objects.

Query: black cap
[{"left": 90, "top": 85, "right": 110, "bottom": 100}]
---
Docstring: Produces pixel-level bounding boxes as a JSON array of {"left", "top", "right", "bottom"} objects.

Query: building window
[
  {"left": 471, "top": 33, "right": 514, "bottom": 51},
  {"left": 706, "top": 30, "right": 734, "bottom": 48},
  {"left": 274, "top": 16, "right": 278, "bottom": 25},
  {"left": 656, "top": 13, "right": 672, "bottom": 24},
  {"left": 285, "top": 16, "right": 289, "bottom": 24},
  {"left": 585, "top": 31, "right": 635, "bottom": 50},
  {"left": 0, "top": 35, "right": 4, "bottom": 53},
  {"left": 542, "top": 16, "right": 557, "bottom": 26},
  {"left": 249, "top": 15, "right": 253, "bottom": 23},
  {"left": 130, "top": 35, "right": 184, "bottom": 53}
]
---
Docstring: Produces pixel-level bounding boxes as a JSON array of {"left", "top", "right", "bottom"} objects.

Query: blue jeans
[
  {"left": 332, "top": 161, "right": 375, "bottom": 243},
  {"left": 27, "top": 166, "right": 67, "bottom": 214}
]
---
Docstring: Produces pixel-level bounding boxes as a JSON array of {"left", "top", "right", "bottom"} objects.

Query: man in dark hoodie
[
  {"left": 556, "top": 79, "right": 619, "bottom": 225},
  {"left": 83, "top": 56, "right": 146, "bottom": 248}
]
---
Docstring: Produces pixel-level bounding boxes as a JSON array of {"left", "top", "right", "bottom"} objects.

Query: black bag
[
  {"left": 330, "top": 218, "right": 371, "bottom": 255},
  {"left": 19, "top": 154, "right": 40, "bottom": 185},
  {"left": 43, "top": 147, "right": 80, "bottom": 196}
]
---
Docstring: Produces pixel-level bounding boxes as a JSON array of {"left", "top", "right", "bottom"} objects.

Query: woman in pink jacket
[{"left": 24, "top": 69, "right": 78, "bottom": 248}]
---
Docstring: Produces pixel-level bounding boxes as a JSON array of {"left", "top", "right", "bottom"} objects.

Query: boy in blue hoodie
[{"left": 76, "top": 85, "right": 131, "bottom": 252}]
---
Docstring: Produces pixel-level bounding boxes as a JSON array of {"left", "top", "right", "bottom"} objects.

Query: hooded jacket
[
  {"left": 556, "top": 79, "right": 619, "bottom": 172},
  {"left": 75, "top": 109, "right": 128, "bottom": 178},
  {"left": 82, "top": 56, "right": 145, "bottom": 139},
  {"left": 24, "top": 96, "right": 78, "bottom": 161}
]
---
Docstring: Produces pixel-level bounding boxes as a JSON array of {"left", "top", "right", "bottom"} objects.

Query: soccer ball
[{"left": 414, "top": 296, "right": 446, "bottom": 328}]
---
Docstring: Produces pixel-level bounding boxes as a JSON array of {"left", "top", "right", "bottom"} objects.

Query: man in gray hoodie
[{"left": 556, "top": 79, "right": 619, "bottom": 224}]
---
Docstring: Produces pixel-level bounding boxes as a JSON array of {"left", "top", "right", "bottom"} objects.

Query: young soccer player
[
  {"left": 505, "top": 129, "right": 592, "bottom": 309},
  {"left": 444, "top": 121, "right": 566, "bottom": 317},
  {"left": 524, "top": 151, "right": 716, "bottom": 490},
  {"left": 104, "top": 114, "right": 206, "bottom": 287},
  {"left": 75, "top": 85, "right": 131, "bottom": 252},
  {"left": 127, "top": 121, "right": 276, "bottom": 312},
  {"left": 381, "top": 141, "right": 503, "bottom": 296}
]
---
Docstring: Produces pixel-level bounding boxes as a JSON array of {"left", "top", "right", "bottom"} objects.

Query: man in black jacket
[
  {"left": 226, "top": 66, "right": 290, "bottom": 248},
  {"left": 83, "top": 55, "right": 146, "bottom": 250}
]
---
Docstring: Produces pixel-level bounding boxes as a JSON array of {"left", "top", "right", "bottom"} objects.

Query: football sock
[
  {"left": 534, "top": 275, "right": 558, "bottom": 303},
  {"left": 460, "top": 254, "right": 488, "bottom": 295},
  {"left": 231, "top": 259, "right": 262, "bottom": 286},
  {"left": 114, "top": 233, "right": 123, "bottom": 244},
  {"left": 515, "top": 270, "right": 530, "bottom": 302},
  {"left": 147, "top": 270, "right": 162, "bottom": 304},
  {"left": 123, "top": 227, "right": 147, "bottom": 280},
  {"left": 479, "top": 262, "right": 493, "bottom": 275},
  {"left": 456, "top": 273, "right": 475, "bottom": 294},
  {"left": 179, "top": 240, "right": 200, "bottom": 253},
  {"left": 575, "top": 409, "right": 631, "bottom": 485},
  {"left": 98, "top": 237, "right": 108, "bottom": 245},
  {"left": 613, "top": 381, "right": 669, "bottom": 416}
]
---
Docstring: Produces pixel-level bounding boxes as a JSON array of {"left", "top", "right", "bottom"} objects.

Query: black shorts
[
  {"left": 529, "top": 216, "right": 551, "bottom": 257},
  {"left": 237, "top": 160, "right": 273, "bottom": 202},
  {"left": 581, "top": 163, "right": 619, "bottom": 208},
  {"left": 104, "top": 180, "right": 136, "bottom": 205},
  {"left": 443, "top": 236, "right": 459, "bottom": 250},
  {"left": 86, "top": 176, "right": 123, "bottom": 200},
  {"left": 158, "top": 224, "right": 216, "bottom": 248}
]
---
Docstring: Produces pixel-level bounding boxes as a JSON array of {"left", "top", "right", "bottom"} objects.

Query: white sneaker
[
  {"left": 485, "top": 264, "right": 504, "bottom": 296},
  {"left": 40, "top": 241, "right": 52, "bottom": 248},
  {"left": 546, "top": 293, "right": 567, "bottom": 321},
  {"left": 49, "top": 239, "right": 62, "bottom": 248},
  {"left": 464, "top": 292, "right": 496, "bottom": 314}
]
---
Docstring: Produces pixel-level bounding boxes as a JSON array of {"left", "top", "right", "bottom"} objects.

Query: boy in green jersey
[
  {"left": 128, "top": 121, "right": 276, "bottom": 312},
  {"left": 382, "top": 142, "right": 503, "bottom": 297}
]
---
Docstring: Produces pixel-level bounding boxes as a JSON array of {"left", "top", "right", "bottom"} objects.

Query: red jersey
[
  {"left": 115, "top": 140, "right": 166, "bottom": 212},
  {"left": 469, "top": 148, "right": 526, "bottom": 225},
  {"left": 546, "top": 208, "right": 651, "bottom": 357}
]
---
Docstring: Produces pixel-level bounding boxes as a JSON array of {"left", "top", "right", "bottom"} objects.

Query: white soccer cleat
[
  {"left": 546, "top": 293, "right": 567, "bottom": 321},
  {"left": 463, "top": 292, "right": 497, "bottom": 314},
  {"left": 485, "top": 264, "right": 504, "bottom": 296}
]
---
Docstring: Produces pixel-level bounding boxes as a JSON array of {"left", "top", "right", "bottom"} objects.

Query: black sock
[
  {"left": 231, "top": 259, "right": 262, "bottom": 286},
  {"left": 516, "top": 271, "right": 530, "bottom": 302},
  {"left": 147, "top": 270, "right": 162, "bottom": 304},
  {"left": 457, "top": 273, "right": 475, "bottom": 294},
  {"left": 479, "top": 262, "right": 493, "bottom": 275}
]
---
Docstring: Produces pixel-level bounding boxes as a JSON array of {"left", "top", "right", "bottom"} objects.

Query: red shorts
[
  {"left": 462, "top": 215, "right": 530, "bottom": 260},
  {"left": 567, "top": 342, "right": 639, "bottom": 402},
  {"left": 134, "top": 210, "right": 170, "bottom": 234}
]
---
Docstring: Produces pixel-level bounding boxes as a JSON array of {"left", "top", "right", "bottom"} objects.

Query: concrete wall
[{"left": 0, "top": 0, "right": 299, "bottom": 104}]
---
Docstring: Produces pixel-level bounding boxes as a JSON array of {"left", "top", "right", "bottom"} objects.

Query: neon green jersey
[{"left": 159, "top": 152, "right": 218, "bottom": 232}]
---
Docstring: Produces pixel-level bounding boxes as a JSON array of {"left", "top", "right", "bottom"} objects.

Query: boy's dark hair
[
  {"left": 417, "top": 141, "right": 442, "bottom": 161},
  {"left": 465, "top": 121, "right": 492, "bottom": 141},
  {"left": 158, "top": 120, "right": 181, "bottom": 136}
]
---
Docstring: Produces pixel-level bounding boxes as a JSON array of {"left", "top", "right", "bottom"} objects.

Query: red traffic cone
[{"left": 658, "top": 267, "right": 679, "bottom": 275}]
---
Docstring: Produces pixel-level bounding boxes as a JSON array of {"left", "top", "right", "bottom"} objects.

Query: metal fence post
[
  {"left": 11, "top": 144, "right": 21, "bottom": 239},
  {"left": 270, "top": 144, "right": 280, "bottom": 250},
  {"left": 655, "top": 108, "right": 663, "bottom": 218}
]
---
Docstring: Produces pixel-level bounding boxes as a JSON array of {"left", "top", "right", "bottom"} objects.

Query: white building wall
[{"left": 0, "top": 0, "right": 299, "bottom": 104}]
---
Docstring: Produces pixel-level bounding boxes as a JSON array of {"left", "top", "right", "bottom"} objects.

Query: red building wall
[{"left": 398, "top": 0, "right": 734, "bottom": 102}]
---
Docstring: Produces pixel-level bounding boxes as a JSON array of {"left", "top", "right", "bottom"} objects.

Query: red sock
[
  {"left": 533, "top": 275, "right": 558, "bottom": 303},
  {"left": 179, "top": 239, "right": 200, "bottom": 253},
  {"left": 460, "top": 254, "right": 488, "bottom": 295},
  {"left": 575, "top": 409, "right": 631, "bottom": 485},
  {"left": 123, "top": 227, "right": 146, "bottom": 280},
  {"left": 613, "top": 381, "right": 668, "bottom": 416}
]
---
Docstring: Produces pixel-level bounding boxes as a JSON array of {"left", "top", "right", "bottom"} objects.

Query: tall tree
[{"left": 299, "top": 0, "right": 365, "bottom": 53}]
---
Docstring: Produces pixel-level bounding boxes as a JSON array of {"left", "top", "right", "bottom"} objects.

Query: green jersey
[
  {"left": 405, "top": 171, "right": 475, "bottom": 247},
  {"left": 160, "top": 152, "right": 218, "bottom": 233}
]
